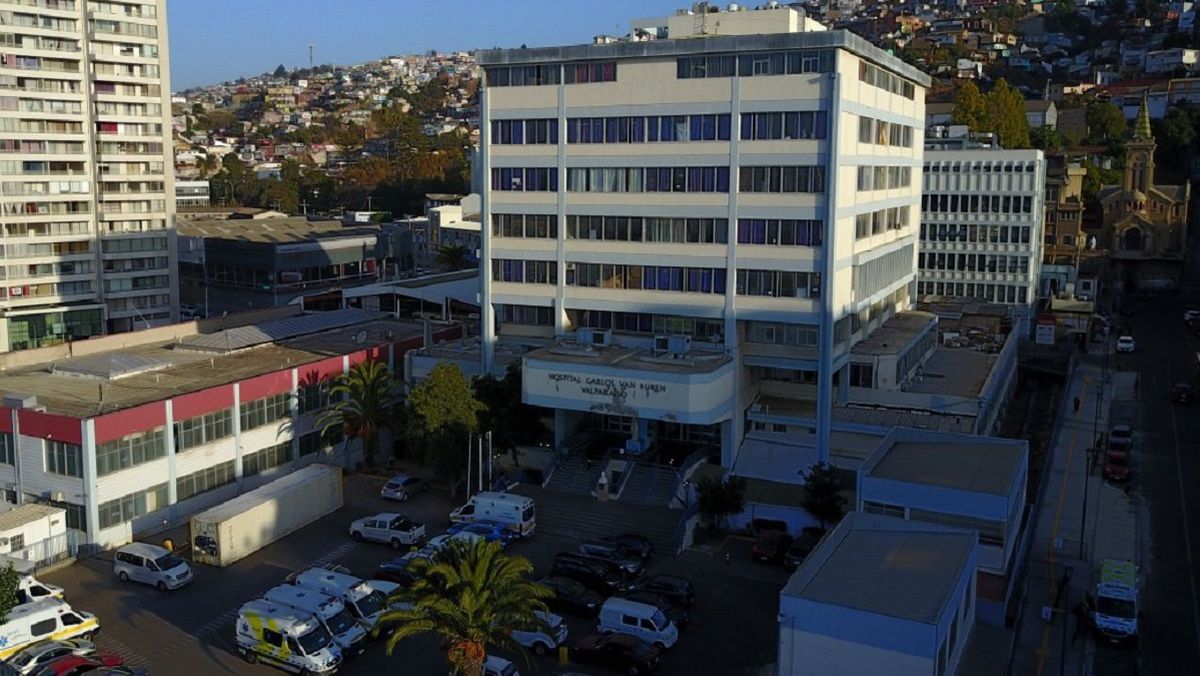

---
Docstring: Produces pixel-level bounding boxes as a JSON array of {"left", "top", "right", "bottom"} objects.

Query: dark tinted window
[{"left": 30, "top": 618, "right": 56, "bottom": 636}]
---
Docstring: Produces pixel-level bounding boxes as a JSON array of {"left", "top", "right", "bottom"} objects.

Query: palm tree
[
  {"left": 316, "top": 359, "right": 394, "bottom": 468},
  {"left": 382, "top": 539, "right": 553, "bottom": 676},
  {"left": 435, "top": 244, "right": 470, "bottom": 270}
]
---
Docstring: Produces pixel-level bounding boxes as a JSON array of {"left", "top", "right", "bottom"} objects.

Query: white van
[
  {"left": 16, "top": 574, "right": 64, "bottom": 605},
  {"left": 263, "top": 584, "right": 367, "bottom": 656},
  {"left": 290, "top": 567, "right": 392, "bottom": 639},
  {"left": 236, "top": 599, "right": 342, "bottom": 674},
  {"left": 597, "top": 597, "right": 678, "bottom": 649},
  {"left": 449, "top": 492, "right": 535, "bottom": 537},
  {"left": 511, "top": 609, "right": 568, "bottom": 656},
  {"left": 113, "top": 542, "right": 193, "bottom": 591},
  {"left": 0, "top": 599, "right": 99, "bottom": 661}
]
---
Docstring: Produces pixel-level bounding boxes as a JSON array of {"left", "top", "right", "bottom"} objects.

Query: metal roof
[
  {"left": 52, "top": 353, "right": 173, "bottom": 380},
  {"left": 0, "top": 504, "right": 63, "bottom": 534},
  {"left": 177, "top": 217, "right": 377, "bottom": 244},
  {"left": 177, "top": 309, "right": 385, "bottom": 354},
  {"left": 870, "top": 440, "right": 1024, "bottom": 496}
]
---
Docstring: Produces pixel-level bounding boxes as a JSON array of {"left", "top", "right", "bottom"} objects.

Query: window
[
  {"left": 486, "top": 64, "right": 561, "bottom": 87},
  {"left": 565, "top": 263, "right": 725, "bottom": 294},
  {"left": 738, "top": 166, "right": 825, "bottom": 193},
  {"left": 97, "top": 483, "right": 168, "bottom": 530},
  {"left": 740, "top": 111, "right": 828, "bottom": 140},
  {"left": 862, "top": 500, "right": 906, "bottom": 518},
  {"left": 0, "top": 432, "right": 12, "bottom": 465},
  {"left": 859, "top": 62, "right": 916, "bottom": 99},
  {"left": 499, "top": 304, "right": 553, "bottom": 327},
  {"left": 566, "top": 114, "right": 730, "bottom": 144},
  {"left": 174, "top": 409, "right": 233, "bottom": 451},
  {"left": 745, "top": 322, "right": 818, "bottom": 346},
  {"left": 8, "top": 534, "right": 23, "bottom": 551},
  {"left": 491, "top": 259, "right": 556, "bottom": 284},
  {"left": 856, "top": 165, "right": 912, "bottom": 191},
  {"left": 849, "top": 364, "right": 873, "bottom": 388},
  {"left": 735, "top": 270, "right": 821, "bottom": 298},
  {"left": 30, "top": 618, "right": 56, "bottom": 638},
  {"left": 565, "top": 166, "right": 728, "bottom": 193},
  {"left": 176, "top": 461, "right": 235, "bottom": 501},
  {"left": 678, "top": 50, "right": 832, "bottom": 78},
  {"left": 736, "top": 219, "right": 822, "bottom": 246},
  {"left": 491, "top": 167, "right": 558, "bottom": 192},
  {"left": 298, "top": 432, "right": 330, "bottom": 457},
  {"left": 48, "top": 500, "right": 85, "bottom": 531},
  {"left": 240, "top": 393, "right": 291, "bottom": 431},
  {"left": 491, "top": 213, "right": 557, "bottom": 239},
  {"left": 45, "top": 441, "right": 81, "bottom": 477},
  {"left": 297, "top": 381, "right": 331, "bottom": 415},
  {"left": 96, "top": 427, "right": 166, "bottom": 476},
  {"left": 563, "top": 61, "right": 616, "bottom": 84},
  {"left": 244, "top": 442, "right": 291, "bottom": 477}
]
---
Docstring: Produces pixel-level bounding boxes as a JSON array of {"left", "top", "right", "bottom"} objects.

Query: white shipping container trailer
[{"left": 190, "top": 464, "right": 343, "bottom": 567}]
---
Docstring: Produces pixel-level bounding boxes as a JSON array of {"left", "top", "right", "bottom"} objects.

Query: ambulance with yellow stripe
[
  {"left": 0, "top": 599, "right": 98, "bottom": 660},
  {"left": 236, "top": 599, "right": 343, "bottom": 674}
]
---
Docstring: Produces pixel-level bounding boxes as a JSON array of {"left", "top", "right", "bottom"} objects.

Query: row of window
[
  {"left": 857, "top": 116, "right": 915, "bottom": 148},
  {"left": 485, "top": 62, "right": 617, "bottom": 87},
  {"left": 492, "top": 259, "right": 557, "bottom": 284},
  {"left": 570, "top": 310, "right": 724, "bottom": 341},
  {"left": 565, "top": 166, "right": 730, "bottom": 193},
  {"left": 736, "top": 219, "right": 823, "bottom": 246},
  {"left": 918, "top": 281, "right": 1029, "bottom": 304},
  {"left": 738, "top": 165, "right": 826, "bottom": 194},
  {"left": 676, "top": 50, "right": 834, "bottom": 79},
  {"left": 927, "top": 161, "right": 1039, "bottom": 174},
  {"left": 854, "top": 206, "right": 912, "bottom": 239},
  {"left": 921, "top": 222, "right": 1033, "bottom": 245},
  {"left": 176, "top": 460, "right": 235, "bottom": 503},
  {"left": 98, "top": 483, "right": 166, "bottom": 530},
  {"left": 244, "top": 442, "right": 291, "bottom": 477},
  {"left": 96, "top": 427, "right": 165, "bottom": 477},
  {"left": 859, "top": 61, "right": 916, "bottom": 99},
  {"left": 240, "top": 393, "right": 290, "bottom": 432},
  {"left": 567, "top": 114, "right": 730, "bottom": 144},
  {"left": 856, "top": 165, "right": 913, "bottom": 192},
  {"left": 735, "top": 270, "right": 822, "bottom": 299},
  {"left": 923, "top": 193, "right": 1036, "bottom": 215},
  {"left": 175, "top": 409, "right": 233, "bottom": 452},
  {"left": 566, "top": 263, "right": 727, "bottom": 294},
  {"left": 491, "top": 213, "right": 557, "bottom": 239},
  {"left": 491, "top": 167, "right": 558, "bottom": 192},
  {"left": 745, "top": 321, "right": 818, "bottom": 347},
  {"left": 852, "top": 245, "right": 915, "bottom": 301},
  {"left": 566, "top": 216, "right": 728, "bottom": 244},
  {"left": 919, "top": 252, "right": 1031, "bottom": 274},
  {"left": 741, "top": 111, "right": 828, "bottom": 141},
  {"left": 490, "top": 119, "right": 557, "bottom": 145},
  {"left": 498, "top": 304, "right": 552, "bottom": 327}
]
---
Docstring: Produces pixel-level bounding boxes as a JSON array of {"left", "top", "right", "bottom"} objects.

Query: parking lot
[{"left": 42, "top": 473, "right": 783, "bottom": 675}]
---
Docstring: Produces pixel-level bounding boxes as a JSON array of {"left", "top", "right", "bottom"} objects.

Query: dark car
[
  {"left": 1104, "top": 448, "right": 1131, "bottom": 482},
  {"left": 1172, "top": 383, "right": 1194, "bottom": 404},
  {"left": 619, "top": 591, "right": 691, "bottom": 629},
  {"left": 571, "top": 633, "right": 662, "bottom": 675},
  {"left": 751, "top": 530, "right": 792, "bottom": 564},
  {"left": 36, "top": 654, "right": 122, "bottom": 676},
  {"left": 783, "top": 532, "right": 823, "bottom": 571},
  {"left": 372, "top": 554, "right": 420, "bottom": 587},
  {"left": 601, "top": 533, "right": 654, "bottom": 562},
  {"left": 579, "top": 540, "right": 644, "bottom": 577},
  {"left": 551, "top": 553, "right": 622, "bottom": 594},
  {"left": 539, "top": 575, "right": 604, "bottom": 617},
  {"left": 1109, "top": 424, "right": 1133, "bottom": 451},
  {"left": 622, "top": 574, "right": 695, "bottom": 608}
]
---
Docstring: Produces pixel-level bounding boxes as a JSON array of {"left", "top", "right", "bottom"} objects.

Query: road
[
  {"left": 41, "top": 474, "right": 783, "bottom": 676},
  {"left": 1110, "top": 293, "right": 1200, "bottom": 675}
]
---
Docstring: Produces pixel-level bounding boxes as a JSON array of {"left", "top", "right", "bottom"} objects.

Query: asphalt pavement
[{"left": 40, "top": 473, "right": 784, "bottom": 676}]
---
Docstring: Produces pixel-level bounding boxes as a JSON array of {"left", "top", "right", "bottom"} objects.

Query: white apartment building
[
  {"left": 919, "top": 137, "right": 1046, "bottom": 311},
  {"left": 476, "top": 5, "right": 928, "bottom": 467},
  {"left": 0, "top": 0, "right": 178, "bottom": 352}
]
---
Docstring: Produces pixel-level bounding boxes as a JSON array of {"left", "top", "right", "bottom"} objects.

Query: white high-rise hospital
[
  {"left": 476, "top": 6, "right": 929, "bottom": 467},
  {"left": 0, "top": 0, "right": 178, "bottom": 352}
]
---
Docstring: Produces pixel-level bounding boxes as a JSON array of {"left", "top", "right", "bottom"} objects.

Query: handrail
[
  {"left": 671, "top": 501, "right": 702, "bottom": 554},
  {"left": 668, "top": 445, "right": 712, "bottom": 508}
]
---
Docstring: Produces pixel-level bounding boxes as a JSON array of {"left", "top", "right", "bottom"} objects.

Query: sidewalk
[{"left": 1012, "top": 344, "right": 1139, "bottom": 676}]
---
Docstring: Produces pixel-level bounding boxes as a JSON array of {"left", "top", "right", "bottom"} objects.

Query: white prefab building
[
  {"left": 779, "top": 513, "right": 978, "bottom": 676},
  {"left": 477, "top": 3, "right": 929, "bottom": 468},
  {"left": 0, "top": 504, "right": 66, "bottom": 557},
  {"left": 919, "top": 143, "right": 1046, "bottom": 312}
]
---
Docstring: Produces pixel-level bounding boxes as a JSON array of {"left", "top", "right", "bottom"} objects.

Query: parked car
[
  {"left": 350, "top": 513, "right": 425, "bottom": 549},
  {"left": 600, "top": 534, "right": 654, "bottom": 562},
  {"left": 538, "top": 576, "right": 603, "bottom": 617},
  {"left": 511, "top": 610, "right": 568, "bottom": 656},
  {"left": 8, "top": 640, "right": 95, "bottom": 676},
  {"left": 113, "top": 543, "right": 193, "bottom": 591},
  {"left": 617, "top": 591, "right": 690, "bottom": 629},
  {"left": 1184, "top": 307, "right": 1199, "bottom": 323},
  {"left": 34, "top": 654, "right": 121, "bottom": 676},
  {"left": 446, "top": 520, "right": 517, "bottom": 546},
  {"left": 1172, "top": 383, "right": 1194, "bottom": 404},
  {"left": 550, "top": 554, "right": 622, "bottom": 595},
  {"left": 621, "top": 574, "right": 695, "bottom": 608},
  {"left": 597, "top": 597, "right": 678, "bottom": 649},
  {"left": 578, "top": 540, "right": 644, "bottom": 576},
  {"left": 570, "top": 633, "right": 662, "bottom": 675},
  {"left": 1109, "top": 425, "right": 1134, "bottom": 451},
  {"left": 425, "top": 531, "right": 485, "bottom": 552},
  {"left": 373, "top": 554, "right": 420, "bottom": 587},
  {"left": 380, "top": 473, "right": 429, "bottom": 501},
  {"left": 1104, "top": 447, "right": 1131, "bottom": 483},
  {"left": 783, "top": 531, "right": 824, "bottom": 572},
  {"left": 751, "top": 530, "right": 792, "bottom": 564},
  {"left": 85, "top": 669, "right": 147, "bottom": 676},
  {"left": 1115, "top": 336, "right": 1136, "bottom": 353},
  {"left": 480, "top": 655, "right": 519, "bottom": 676}
]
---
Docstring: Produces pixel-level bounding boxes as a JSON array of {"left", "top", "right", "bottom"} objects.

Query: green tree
[
  {"left": 435, "top": 244, "right": 471, "bottom": 270},
  {"left": 317, "top": 359, "right": 395, "bottom": 468},
  {"left": 802, "top": 462, "right": 847, "bottom": 529},
  {"left": 407, "top": 363, "right": 485, "bottom": 494},
  {"left": 382, "top": 539, "right": 553, "bottom": 676},
  {"left": 1086, "top": 101, "right": 1127, "bottom": 145},
  {"left": 695, "top": 475, "right": 747, "bottom": 531},
  {"left": 951, "top": 80, "right": 985, "bottom": 130},
  {"left": 981, "top": 79, "right": 1031, "bottom": 149},
  {"left": 1030, "top": 125, "right": 1064, "bottom": 151},
  {"left": 272, "top": 63, "right": 288, "bottom": 78},
  {"left": 473, "top": 363, "right": 546, "bottom": 464},
  {"left": 0, "top": 563, "right": 19, "bottom": 622}
]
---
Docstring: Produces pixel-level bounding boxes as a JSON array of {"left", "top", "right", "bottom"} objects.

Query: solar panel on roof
[{"left": 176, "top": 309, "right": 386, "bottom": 354}]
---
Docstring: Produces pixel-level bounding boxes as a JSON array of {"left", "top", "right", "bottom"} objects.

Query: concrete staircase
[
  {"left": 618, "top": 462, "right": 680, "bottom": 507},
  {"left": 543, "top": 455, "right": 600, "bottom": 496},
  {"left": 525, "top": 485, "right": 681, "bottom": 555}
]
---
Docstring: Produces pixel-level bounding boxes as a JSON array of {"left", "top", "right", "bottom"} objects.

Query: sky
[{"left": 168, "top": 0, "right": 687, "bottom": 90}]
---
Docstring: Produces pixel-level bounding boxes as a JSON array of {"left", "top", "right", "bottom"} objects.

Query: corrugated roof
[
  {"left": 178, "top": 217, "right": 377, "bottom": 244},
  {"left": 177, "top": 309, "right": 384, "bottom": 354},
  {"left": 0, "top": 504, "right": 63, "bottom": 534}
]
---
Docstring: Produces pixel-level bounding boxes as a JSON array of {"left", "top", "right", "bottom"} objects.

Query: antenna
[{"left": 308, "top": 44, "right": 314, "bottom": 71}]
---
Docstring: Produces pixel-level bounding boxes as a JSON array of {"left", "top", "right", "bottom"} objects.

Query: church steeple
[{"left": 1133, "top": 93, "right": 1153, "bottom": 141}]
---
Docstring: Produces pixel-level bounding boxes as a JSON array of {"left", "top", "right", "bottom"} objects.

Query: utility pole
[{"left": 308, "top": 44, "right": 314, "bottom": 71}]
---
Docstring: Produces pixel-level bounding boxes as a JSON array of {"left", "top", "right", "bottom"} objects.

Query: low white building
[
  {"left": 1144, "top": 48, "right": 1198, "bottom": 74},
  {"left": 0, "top": 504, "right": 66, "bottom": 561}
]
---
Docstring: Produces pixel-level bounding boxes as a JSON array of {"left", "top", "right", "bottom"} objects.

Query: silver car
[
  {"left": 114, "top": 542, "right": 193, "bottom": 591},
  {"left": 8, "top": 639, "right": 95, "bottom": 675}
]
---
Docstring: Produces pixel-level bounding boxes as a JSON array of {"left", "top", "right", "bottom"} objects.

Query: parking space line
[{"left": 95, "top": 633, "right": 153, "bottom": 668}]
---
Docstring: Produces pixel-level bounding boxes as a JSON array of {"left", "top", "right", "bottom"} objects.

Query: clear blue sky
[{"left": 168, "top": 0, "right": 686, "bottom": 90}]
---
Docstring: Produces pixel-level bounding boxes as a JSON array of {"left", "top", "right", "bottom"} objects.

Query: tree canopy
[
  {"left": 695, "top": 475, "right": 747, "bottom": 530},
  {"left": 1086, "top": 101, "right": 1127, "bottom": 145},
  {"left": 0, "top": 564, "right": 18, "bottom": 622},
  {"left": 406, "top": 363, "right": 485, "bottom": 494},
  {"left": 951, "top": 79, "right": 1031, "bottom": 149},
  {"left": 802, "top": 462, "right": 847, "bottom": 529},
  {"left": 473, "top": 363, "right": 546, "bottom": 457},
  {"left": 317, "top": 359, "right": 395, "bottom": 468}
]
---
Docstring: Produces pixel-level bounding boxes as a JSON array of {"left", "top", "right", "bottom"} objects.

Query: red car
[
  {"left": 1104, "top": 448, "right": 1131, "bottom": 482},
  {"left": 35, "top": 654, "right": 122, "bottom": 676},
  {"left": 751, "top": 530, "right": 792, "bottom": 564}
]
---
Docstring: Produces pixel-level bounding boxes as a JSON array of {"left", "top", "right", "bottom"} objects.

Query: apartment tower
[
  {"left": 476, "top": 4, "right": 928, "bottom": 467},
  {"left": 0, "top": 0, "right": 177, "bottom": 352}
]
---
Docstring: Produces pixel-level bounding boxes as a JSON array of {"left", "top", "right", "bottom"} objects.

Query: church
[{"left": 1097, "top": 96, "right": 1191, "bottom": 291}]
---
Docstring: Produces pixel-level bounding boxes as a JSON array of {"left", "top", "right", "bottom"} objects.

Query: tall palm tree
[
  {"left": 316, "top": 359, "right": 394, "bottom": 468},
  {"left": 382, "top": 539, "right": 553, "bottom": 676},
  {"left": 435, "top": 244, "right": 470, "bottom": 270}
]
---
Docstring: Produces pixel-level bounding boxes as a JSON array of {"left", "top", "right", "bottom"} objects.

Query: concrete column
[
  {"left": 289, "top": 368, "right": 301, "bottom": 465},
  {"left": 164, "top": 401, "right": 177, "bottom": 517},
  {"left": 815, "top": 70, "right": 843, "bottom": 464},
  {"left": 232, "top": 383, "right": 244, "bottom": 487},
  {"left": 80, "top": 419, "right": 99, "bottom": 546},
  {"left": 10, "top": 409, "right": 22, "bottom": 505},
  {"left": 479, "top": 84, "right": 496, "bottom": 371},
  {"left": 724, "top": 75, "right": 745, "bottom": 473},
  {"left": 554, "top": 77, "right": 568, "bottom": 336}
]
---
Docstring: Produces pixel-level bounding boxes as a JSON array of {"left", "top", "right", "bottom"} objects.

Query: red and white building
[{"left": 0, "top": 309, "right": 461, "bottom": 549}]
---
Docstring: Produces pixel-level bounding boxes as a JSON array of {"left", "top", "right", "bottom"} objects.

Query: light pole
[{"left": 1079, "top": 332, "right": 1109, "bottom": 560}]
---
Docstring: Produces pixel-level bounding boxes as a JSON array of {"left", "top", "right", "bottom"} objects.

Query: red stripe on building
[
  {"left": 346, "top": 350, "right": 370, "bottom": 367},
  {"left": 0, "top": 408, "right": 12, "bottom": 434},
  {"left": 18, "top": 409, "right": 81, "bottom": 445},
  {"left": 295, "top": 356, "right": 345, "bottom": 388},
  {"left": 93, "top": 402, "right": 167, "bottom": 444},
  {"left": 239, "top": 370, "right": 294, "bottom": 402},
  {"left": 172, "top": 386, "right": 235, "bottom": 421}
]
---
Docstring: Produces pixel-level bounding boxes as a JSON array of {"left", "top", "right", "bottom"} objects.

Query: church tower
[{"left": 1124, "top": 94, "right": 1155, "bottom": 197}]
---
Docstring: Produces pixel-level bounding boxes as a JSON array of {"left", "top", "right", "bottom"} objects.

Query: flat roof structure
[
  {"left": 755, "top": 395, "right": 977, "bottom": 434},
  {"left": 851, "top": 311, "right": 937, "bottom": 357},
  {"left": 907, "top": 347, "right": 998, "bottom": 399},
  {"left": 871, "top": 441, "right": 1025, "bottom": 496},
  {"left": 525, "top": 343, "right": 732, "bottom": 376},
  {"left": 178, "top": 217, "right": 377, "bottom": 243},
  {"left": 0, "top": 504, "right": 62, "bottom": 533},
  {"left": 783, "top": 513, "right": 975, "bottom": 624}
]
